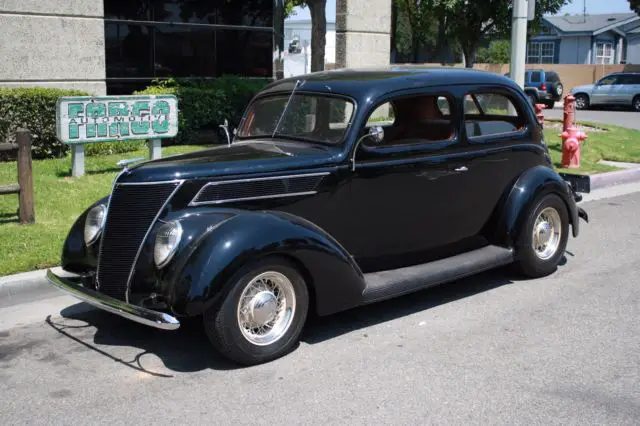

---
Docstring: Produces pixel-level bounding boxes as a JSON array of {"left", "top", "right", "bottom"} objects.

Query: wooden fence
[{"left": 0, "top": 129, "right": 35, "bottom": 224}]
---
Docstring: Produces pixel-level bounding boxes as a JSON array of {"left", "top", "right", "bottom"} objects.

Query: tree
[
  {"left": 285, "top": 0, "right": 327, "bottom": 72},
  {"left": 476, "top": 40, "right": 511, "bottom": 64},
  {"left": 394, "top": 0, "right": 438, "bottom": 62},
  {"left": 629, "top": 0, "right": 640, "bottom": 14},
  {"left": 437, "top": 0, "right": 570, "bottom": 67}
]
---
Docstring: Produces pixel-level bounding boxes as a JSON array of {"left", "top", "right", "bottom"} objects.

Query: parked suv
[
  {"left": 523, "top": 69, "right": 564, "bottom": 109},
  {"left": 570, "top": 72, "right": 640, "bottom": 111}
]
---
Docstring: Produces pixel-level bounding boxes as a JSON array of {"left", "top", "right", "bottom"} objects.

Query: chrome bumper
[{"left": 46, "top": 269, "right": 180, "bottom": 331}]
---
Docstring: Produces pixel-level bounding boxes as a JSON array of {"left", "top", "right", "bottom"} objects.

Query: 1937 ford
[{"left": 47, "top": 67, "right": 589, "bottom": 365}]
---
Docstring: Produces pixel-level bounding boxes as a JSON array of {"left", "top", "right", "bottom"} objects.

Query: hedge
[
  {"left": 0, "top": 76, "right": 270, "bottom": 161},
  {"left": 134, "top": 76, "right": 270, "bottom": 144}
]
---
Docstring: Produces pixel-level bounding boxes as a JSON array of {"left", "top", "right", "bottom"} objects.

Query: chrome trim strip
[
  {"left": 115, "top": 179, "right": 185, "bottom": 186},
  {"left": 46, "top": 269, "right": 180, "bottom": 331},
  {"left": 95, "top": 168, "right": 128, "bottom": 291},
  {"left": 190, "top": 191, "right": 319, "bottom": 206},
  {"left": 125, "top": 180, "right": 185, "bottom": 303},
  {"left": 188, "top": 172, "right": 330, "bottom": 207}
]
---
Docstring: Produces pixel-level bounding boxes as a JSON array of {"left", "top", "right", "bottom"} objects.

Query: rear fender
[
  {"left": 163, "top": 210, "right": 365, "bottom": 317},
  {"left": 494, "top": 165, "right": 579, "bottom": 250}
]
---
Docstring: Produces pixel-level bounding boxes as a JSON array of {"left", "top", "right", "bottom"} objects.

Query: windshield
[{"left": 236, "top": 93, "right": 355, "bottom": 145}]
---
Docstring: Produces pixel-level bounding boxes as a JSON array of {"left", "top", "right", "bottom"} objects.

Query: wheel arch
[
  {"left": 491, "top": 165, "right": 579, "bottom": 249},
  {"left": 164, "top": 210, "right": 365, "bottom": 318}
]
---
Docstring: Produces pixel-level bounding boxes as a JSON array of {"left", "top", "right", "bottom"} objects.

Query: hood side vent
[{"left": 190, "top": 172, "right": 329, "bottom": 206}]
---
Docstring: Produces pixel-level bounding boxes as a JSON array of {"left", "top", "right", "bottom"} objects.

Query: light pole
[{"left": 509, "top": 0, "right": 535, "bottom": 88}]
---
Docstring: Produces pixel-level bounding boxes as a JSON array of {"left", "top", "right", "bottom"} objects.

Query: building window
[
  {"left": 527, "top": 41, "right": 555, "bottom": 64},
  {"left": 596, "top": 42, "right": 614, "bottom": 64},
  {"left": 104, "top": 0, "right": 278, "bottom": 94}
]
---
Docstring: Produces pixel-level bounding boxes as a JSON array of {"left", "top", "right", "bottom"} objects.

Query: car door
[
  {"left": 460, "top": 87, "right": 547, "bottom": 236},
  {"left": 591, "top": 75, "right": 619, "bottom": 105},
  {"left": 343, "top": 89, "right": 479, "bottom": 272}
]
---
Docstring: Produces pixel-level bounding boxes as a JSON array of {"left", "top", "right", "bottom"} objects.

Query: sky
[{"left": 287, "top": 0, "right": 635, "bottom": 22}]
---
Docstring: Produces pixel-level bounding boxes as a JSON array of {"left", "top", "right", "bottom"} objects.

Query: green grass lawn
[
  {"left": 1, "top": 121, "right": 639, "bottom": 277},
  {"left": 0, "top": 144, "right": 208, "bottom": 276},
  {"left": 543, "top": 120, "right": 640, "bottom": 175}
]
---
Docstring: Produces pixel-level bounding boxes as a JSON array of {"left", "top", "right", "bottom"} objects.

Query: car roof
[{"left": 259, "top": 66, "right": 522, "bottom": 101}]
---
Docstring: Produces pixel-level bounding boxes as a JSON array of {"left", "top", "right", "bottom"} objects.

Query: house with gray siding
[{"left": 527, "top": 13, "right": 640, "bottom": 64}]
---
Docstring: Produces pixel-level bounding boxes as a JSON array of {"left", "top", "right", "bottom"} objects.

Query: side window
[
  {"left": 530, "top": 72, "right": 542, "bottom": 83},
  {"left": 365, "top": 102, "right": 395, "bottom": 127},
  {"left": 546, "top": 72, "right": 559, "bottom": 83},
  {"left": 363, "top": 94, "right": 456, "bottom": 147},
  {"left": 464, "top": 92, "right": 526, "bottom": 139}
]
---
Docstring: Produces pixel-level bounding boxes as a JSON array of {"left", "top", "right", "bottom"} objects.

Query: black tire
[
  {"left": 574, "top": 93, "right": 589, "bottom": 110},
  {"left": 527, "top": 92, "right": 537, "bottom": 106},
  {"left": 544, "top": 100, "right": 555, "bottom": 109},
  {"left": 203, "top": 256, "right": 309, "bottom": 366},
  {"left": 513, "top": 193, "right": 569, "bottom": 278},
  {"left": 632, "top": 95, "right": 640, "bottom": 112}
]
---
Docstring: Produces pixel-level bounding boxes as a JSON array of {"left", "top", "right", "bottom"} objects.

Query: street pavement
[
  {"left": 1, "top": 190, "right": 640, "bottom": 425},
  {"left": 545, "top": 104, "right": 640, "bottom": 130}
]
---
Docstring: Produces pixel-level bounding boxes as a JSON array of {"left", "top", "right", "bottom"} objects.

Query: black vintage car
[{"left": 48, "top": 67, "right": 590, "bottom": 366}]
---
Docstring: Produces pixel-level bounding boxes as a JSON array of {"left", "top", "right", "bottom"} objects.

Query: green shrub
[
  {"left": 134, "top": 76, "right": 270, "bottom": 144},
  {"left": 0, "top": 87, "right": 89, "bottom": 159},
  {"left": 85, "top": 141, "right": 146, "bottom": 156}
]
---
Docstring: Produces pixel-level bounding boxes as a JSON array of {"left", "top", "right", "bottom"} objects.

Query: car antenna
[{"left": 272, "top": 79, "right": 304, "bottom": 139}]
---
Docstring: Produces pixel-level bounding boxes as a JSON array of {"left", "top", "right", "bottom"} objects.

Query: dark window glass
[
  {"left": 105, "top": 23, "right": 153, "bottom": 78},
  {"left": 530, "top": 71, "right": 542, "bottom": 83},
  {"left": 105, "top": 0, "right": 152, "bottom": 20},
  {"left": 154, "top": 24, "right": 217, "bottom": 77},
  {"left": 464, "top": 93, "right": 525, "bottom": 139},
  {"left": 106, "top": 80, "right": 155, "bottom": 95},
  {"left": 217, "top": 0, "right": 273, "bottom": 27},
  {"left": 217, "top": 30, "right": 273, "bottom": 77},
  {"left": 153, "top": 0, "right": 218, "bottom": 24}
]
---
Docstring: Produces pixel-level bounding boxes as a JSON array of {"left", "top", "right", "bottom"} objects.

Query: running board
[{"left": 362, "top": 245, "right": 515, "bottom": 304}]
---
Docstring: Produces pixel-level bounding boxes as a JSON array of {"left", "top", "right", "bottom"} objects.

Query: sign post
[{"left": 55, "top": 95, "right": 179, "bottom": 177}]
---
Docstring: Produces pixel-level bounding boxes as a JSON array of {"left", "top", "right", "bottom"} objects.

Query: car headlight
[
  {"left": 154, "top": 220, "right": 183, "bottom": 268},
  {"left": 84, "top": 204, "right": 106, "bottom": 246}
]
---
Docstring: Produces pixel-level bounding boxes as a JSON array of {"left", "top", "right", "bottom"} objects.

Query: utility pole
[{"left": 509, "top": 0, "right": 534, "bottom": 88}]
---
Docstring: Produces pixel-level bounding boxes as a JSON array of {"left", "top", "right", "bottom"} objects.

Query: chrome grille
[{"left": 96, "top": 181, "right": 181, "bottom": 301}]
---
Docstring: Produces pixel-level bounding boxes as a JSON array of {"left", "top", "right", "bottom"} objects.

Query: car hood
[
  {"left": 117, "top": 139, "right": 342, "bottom": 184},
  {"left": 571, "top": 84, "right": 594, "bottom": 93}
]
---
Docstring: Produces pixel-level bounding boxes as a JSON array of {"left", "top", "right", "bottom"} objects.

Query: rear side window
[
  {"left": 530, "top": 72, "right": 542, "bottom": 83},
  {"left": 464, "top": 92, "right": 527, "bottom": 140}
]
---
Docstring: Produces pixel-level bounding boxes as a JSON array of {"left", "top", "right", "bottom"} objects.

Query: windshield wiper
[{"left": 272, "top": 79, "right": 304, "bottom": 139}]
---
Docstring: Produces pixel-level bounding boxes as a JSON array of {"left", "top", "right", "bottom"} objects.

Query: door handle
[{"left": 454, "top": 166, "right": 468, "bottom": 172}]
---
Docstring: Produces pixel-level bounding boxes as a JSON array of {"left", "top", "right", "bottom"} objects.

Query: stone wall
[{"left": 0, "top": 0, "right": 106, "bottom": 95}]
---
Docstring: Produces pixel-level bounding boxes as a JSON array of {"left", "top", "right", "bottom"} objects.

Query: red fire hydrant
[{"left": 560, "top": 95, "right": 588, "bottom": 168}]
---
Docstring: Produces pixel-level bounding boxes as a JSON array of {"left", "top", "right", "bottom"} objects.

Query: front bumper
[{"left": 46, "top": 269, "right": 180, "bottom": 331}]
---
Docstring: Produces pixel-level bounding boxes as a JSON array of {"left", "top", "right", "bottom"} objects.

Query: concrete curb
[
  {"left": 0, "top": 267, "right": 56, "bottom": 299},
  {"left": 590, "top": 167, "right": 640, "bottom": 190}
]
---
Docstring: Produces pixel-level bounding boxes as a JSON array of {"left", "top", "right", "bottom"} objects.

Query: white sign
[{"left": 56, "top": 95, "right": 179, "bottom": 144}]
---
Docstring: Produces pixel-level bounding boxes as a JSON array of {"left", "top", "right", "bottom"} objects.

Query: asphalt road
[
  {"left": 1, "top": 189, "right": 640, "bottom": 425},
  {"left": 545, "top": 104, "right": 640, "bottom": 130}
]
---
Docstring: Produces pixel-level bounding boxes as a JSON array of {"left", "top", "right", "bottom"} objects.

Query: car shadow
[{"left": 47, "top": 260, "right": 567, "bottom": 374}]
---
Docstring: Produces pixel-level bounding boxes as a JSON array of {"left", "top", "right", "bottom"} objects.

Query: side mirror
[
  {"left": 367, "top": 125, "right": 385, "bottom": 144},
  {"left": 351, "top": 125, "right": 385, "bottom": 171}
]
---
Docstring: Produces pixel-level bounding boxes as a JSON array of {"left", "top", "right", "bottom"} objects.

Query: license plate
[{"left": 559, "top": 172, "right": 591, "bottom": 194}]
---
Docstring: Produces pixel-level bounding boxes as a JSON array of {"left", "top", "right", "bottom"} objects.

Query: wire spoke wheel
[
  {"left": 532, "top": 207, "right": 562, "bottom": 261},
  {"left": 236, "top": 271, "right": 297, "bottom": 346}
]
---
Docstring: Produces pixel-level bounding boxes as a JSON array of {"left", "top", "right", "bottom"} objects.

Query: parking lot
[{"left": 1, "top": 188, "right": 639, "bottom": 425}]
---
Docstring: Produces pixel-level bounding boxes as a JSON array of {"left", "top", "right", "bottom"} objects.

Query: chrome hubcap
[
  {"left": 237, "top": 271, "right": 296, "bottom": 346},
  {"left": 532, "top": 207, "right": 562, "bottom": 260}
]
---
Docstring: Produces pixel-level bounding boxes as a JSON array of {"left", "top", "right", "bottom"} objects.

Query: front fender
[
  {"left": 495, "top": 165, "right": 579, "bottom": 249},
  {"left": 61, "top": 195, "right": 110, "bottom": 273},
  {"left": 162, "top": 209, "right": 365, "bottom": 317}
]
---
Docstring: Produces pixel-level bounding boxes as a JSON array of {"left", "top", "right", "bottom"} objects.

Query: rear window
[{"left": 545, "top": 72, "right": 559, "bottom": 82}]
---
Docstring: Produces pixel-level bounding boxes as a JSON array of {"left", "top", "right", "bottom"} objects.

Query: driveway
[
  {"left": 545, "top": 103, "right": 640, "bottom": 130},
  {"left": 1, "top": 187, "right": 640, "bottom": 424}
]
